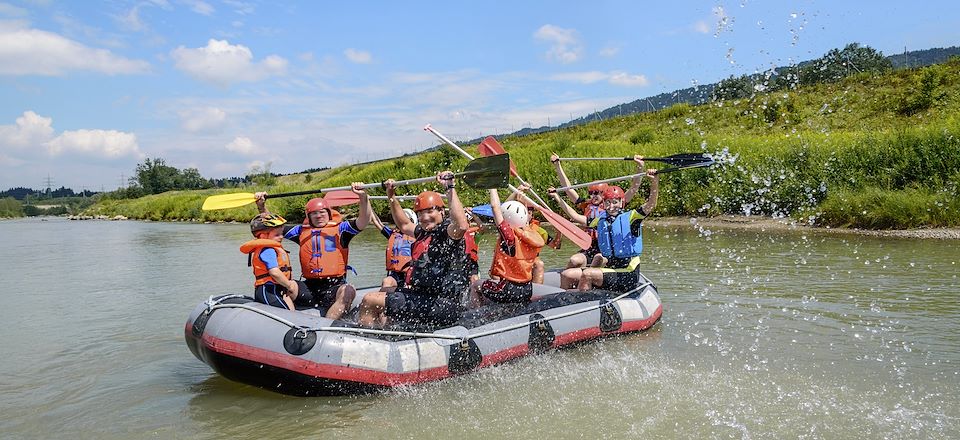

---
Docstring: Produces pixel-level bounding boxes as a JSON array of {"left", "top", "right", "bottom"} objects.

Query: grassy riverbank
[{"left": 86, "top": 58, "right": 960, "bottom": 229}]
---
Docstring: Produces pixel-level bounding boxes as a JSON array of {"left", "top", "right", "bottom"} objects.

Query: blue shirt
[{"left": 258, "top": 248, "right": 279, "bottom": 269}]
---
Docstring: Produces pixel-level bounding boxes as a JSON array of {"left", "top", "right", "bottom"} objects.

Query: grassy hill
[{"left": 86, "top": 58, "right": 960, "bottom": 229}]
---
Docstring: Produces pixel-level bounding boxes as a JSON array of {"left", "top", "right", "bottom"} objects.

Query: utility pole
[
  {"left": 43, "top": 174, "right": 54, "bottom": 199},
  {"left": 119, "top": 173, "right": 126, "bottom": 189}
]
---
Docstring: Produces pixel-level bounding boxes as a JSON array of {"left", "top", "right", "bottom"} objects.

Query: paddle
[
  {"left": 557, "top": 152, "right": 714, "bottom": 167},
  {"left": 555, "top": 160, "right": 716, "bottom": 191},
  {"left": 477, "top": 136, "right": 551, "bottom": 208},
  {"left": 201, "top": 154, "right": 511, "bottom": 211},
  {"left": 322, "top": 192, "right": 446, "bottom": 207},
  {"left": 424, "top": 124, "right": 593, "bottom": 250}
]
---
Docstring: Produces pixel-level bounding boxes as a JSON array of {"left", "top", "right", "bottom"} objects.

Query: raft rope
[{"left": 202, "top": 281, "right": 653, "bottom": 343}]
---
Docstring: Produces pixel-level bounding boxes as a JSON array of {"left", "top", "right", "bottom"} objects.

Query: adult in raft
[
  {"left": 468, "top": 189, "right": 545, "bottom": 307},
  {"left": 253, "top": 182, "right": 370, "bottom": 320},
  {"left": 357, "top": 171, "right": 470, "bottom": 329},
  {"left": 549, "top": 154, "right": 647, "bottom": 268},
  {"left": 559, "top": 162, "right": 659, "bottom": 292}
]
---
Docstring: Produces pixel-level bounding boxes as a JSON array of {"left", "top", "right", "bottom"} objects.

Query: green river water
[{"left": 0, "top": 217, "right": 957, "bottom": 439}]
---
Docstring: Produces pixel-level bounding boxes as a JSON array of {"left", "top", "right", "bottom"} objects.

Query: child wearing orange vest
[
  {"left": 241, "top": 213, "right": 309, "bottom": 310},
  {"left": 468, "top": 189, "right": 545, "bottom": 307},
  {"left": 370, "top": 207, "right": 417, "bottom": 291}
]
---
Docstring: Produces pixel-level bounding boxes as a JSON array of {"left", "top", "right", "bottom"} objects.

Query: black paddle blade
[
  {"left": 648, "top": 152, "right": 714, "bottom": 167},
  {"left": 460, "top": 153, "right": 511, "bottom": 189}
]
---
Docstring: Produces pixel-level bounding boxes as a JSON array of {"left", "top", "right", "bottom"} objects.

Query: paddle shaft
[
  {"left": 264, "top": 174, "right": 460, "bottom": 200},
  {"left": 555, "top": 163, "right": 700, "bottom": 191},
  {"left": 425, "top": 125, "right": 549, "bottom": 207}
]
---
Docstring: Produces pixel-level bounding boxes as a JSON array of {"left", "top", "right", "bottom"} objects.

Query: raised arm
[
  {"left": 351, "top": 182, "right": 371, "bottom": 230},
  {"left": 254, "top": 191, "right": 270, "bottom": 214},
  {"left": 442, "top": 171, "right": 468, "bottom": 239},
  {"left": 624, "top": 155, "right": 645, "bottom": 205},
  {"left": 489, "top": 189, "right": 504, "bottom": 225},
  {"left": 548, "top": 187, "right": 588, "bottom": 227},
  {"left": 551, "top": 153, "right": 580, "bottom": 203},
  {"left": 386, "top": 180, "right": 417, "bottom": 236},
  {"left": 641, "top": 170, "right": 659, "bottom": 215},
  {"left": 369, "top": 205, "right": 386, "bottom": 231}
]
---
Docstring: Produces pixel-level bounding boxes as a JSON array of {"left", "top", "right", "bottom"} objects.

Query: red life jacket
[
  {"left": 465, "top": 226, "right": 480, "bottom": 263},
  {"left": 240, "top": 239, "right": 292, "bottom": 287},
  {"left": 386, "top": 231, "right": 414, "bottom": 272},
  {"left": 298, "top": 222, "right": 349, "bottom": 279},
  {"left": 489, "top": 225, "right": 544, "bottom": 283}
]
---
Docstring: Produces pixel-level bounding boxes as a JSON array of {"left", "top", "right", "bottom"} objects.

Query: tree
[
  {"left": 131, "top": 158, "right": 181, "bottom": 194},
  {"left": 712, "top": 75, "right": 755, "bottom": 101},
  {"left": 801, "top": 43, "right": 892, "bottom": 85}
]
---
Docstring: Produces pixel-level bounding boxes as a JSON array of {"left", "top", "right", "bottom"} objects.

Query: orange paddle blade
[
  {"left": 536, "top": 206, "right": 592, "bottom": 250},
  {"left": 323, "top": 190, "right": 361, "bottom": 207},
  {"left": 479, "top": 137, "right": 517, "bottom": 177}
]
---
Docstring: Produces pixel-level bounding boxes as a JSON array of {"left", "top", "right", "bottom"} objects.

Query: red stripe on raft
[{"left": 188, "top": 304, "right": 662, "bottom": 387}]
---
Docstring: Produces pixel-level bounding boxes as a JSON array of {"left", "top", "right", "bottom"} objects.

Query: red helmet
[
  {"left": 305, "top": 198, "right": 329, "bottom": 215},
  {"left": 602, "top": 185, "right": 625, "bottom": 200},
  {"left": 588, "top": 182, "right": 609, "bottom": 193},
  {"left": 414, "top": 191, "right": 446, "bottom": 212}
]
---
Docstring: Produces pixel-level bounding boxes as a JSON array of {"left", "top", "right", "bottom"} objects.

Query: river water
[{"left": 0, "top": 217, "right": 957, "bottom": 439}]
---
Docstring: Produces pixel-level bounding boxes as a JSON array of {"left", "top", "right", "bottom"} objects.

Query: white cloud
[
  {"left": 693, "top": 20, "right": 710, "bottom": 34},
  {"left": 179, "top": 107, "right": 228, "bottom": 133},
  {"left": 225, "top": 136, "right": 258, "bottom": 155},
  {"left": 599, "top": 46, "right": 620, "bottom": 57},
  {"left": 534, "top": 24, "right": 583, "bottom": 64},
  {"left": 46, "top": 129, "right": 141, "bottom": 158},
  {"left": 343, "top": 48, "right": 372, "bottom": 64},
  {"left": 0, "top": 111, "right": 54, "bottom": 148},
  {"left": 608, "top": 71, "right": 649, "bottom": 87},
  {"left": 0, "top": 21, "right": 150, "bottom": 75},
  {"left": 550, "top": 70, "right": 649, "bottom": 87},
  {"left": 171, "top": 39, "right": 287, "bottom": 84},
  {"left": 182, "top": 0, "right": 214, "bottom": 15}
]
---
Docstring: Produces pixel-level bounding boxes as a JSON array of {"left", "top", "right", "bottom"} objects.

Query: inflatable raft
[{"left": 184, "top": 272, "right": 662, "bottom": 396}]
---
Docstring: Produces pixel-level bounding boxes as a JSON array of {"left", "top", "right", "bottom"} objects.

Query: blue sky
[{"left": 1, "top": 0, "right": 957, "bottom": 191}]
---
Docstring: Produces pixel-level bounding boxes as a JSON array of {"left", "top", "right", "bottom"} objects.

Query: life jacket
[
  {"left": 581, "top": 202, "right": 604, "bottom": 222},
  {"left": 595, "top": 211, "right": 644, "bottom": 259},
  {"left": 489, "top": 225, "right": 545, "bottom": 283},
  {"left": 240, "top": 239, "right": 292, "bottom": 287},
  {"left": 298, "top": 222, "right": 349, "bottom": 279},
  {"left": 405, "top": 219, "right": 467, "bottom": 298},
  {"left": 386, "top": 231, "right": 414, "bottom": 272},
  {"left": 464, "top": 226, "right": 480, "bottom": 263}
]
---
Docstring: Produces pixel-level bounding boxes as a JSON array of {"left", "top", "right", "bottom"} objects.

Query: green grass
[{"left": 86, "top": 58, "right": 960, "bottom": 229}]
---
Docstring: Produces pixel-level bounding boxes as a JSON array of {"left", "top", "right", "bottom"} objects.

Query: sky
[{"left": 1, "top": 0, "right": 958, "bottom": 191}]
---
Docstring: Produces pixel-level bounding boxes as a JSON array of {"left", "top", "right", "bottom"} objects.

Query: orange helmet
[
  {"left": 414, "top": 191, "right": 446, "bottom": 212},
  {"left": 588, "top": 182, "right": 609, "bottom": 193},
  {"left": 305, "top": 198, "right": 329, "bottom": 215},
  {"left": 602, "top": 185, "right": 625, "bottom": 200}
]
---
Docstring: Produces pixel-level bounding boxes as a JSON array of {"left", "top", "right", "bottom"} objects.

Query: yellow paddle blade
[{"left": 201, "top": 192, "right": 257, "bottom": 211}]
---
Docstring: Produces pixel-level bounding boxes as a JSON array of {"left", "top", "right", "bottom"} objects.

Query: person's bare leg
[
  {"left": 590, "top": 254, "right": 607, "bottom": 268},
  {"left": 579, "top": 268, "right": 605, "bottom": 291},
  {"left": 326, "top": 284, "right": 357, "bottom": 320},
  {"left": 467, "top": 279, "right": 484, "bottom": 309},
  {"left": 380, "top": 276, "right": 397, "bottom": 291},
  {"left": 532, "top": 259, "right": 545, "bottom": 284},
  {"left": 357, "top": 292, "right": 386, "bottom": 328},
  {"left": 560, "top": 268, "right": 582, "bottom": 289},
  {"left": 566, "top": 252, "right": 587, "bottom": 269}
]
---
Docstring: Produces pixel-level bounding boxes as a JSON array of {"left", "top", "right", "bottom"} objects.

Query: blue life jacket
[{"left": 595, "top": 211, "right": 643, "bottom": 258}]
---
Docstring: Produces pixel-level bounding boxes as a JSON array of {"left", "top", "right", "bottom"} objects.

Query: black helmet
[{"left": 250, "top": 213, "right": 286, "bottom": 234}]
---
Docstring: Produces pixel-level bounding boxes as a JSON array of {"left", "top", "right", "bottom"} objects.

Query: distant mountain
[{"left": 887, "top": 46, "right": 960, "bottom": 68}]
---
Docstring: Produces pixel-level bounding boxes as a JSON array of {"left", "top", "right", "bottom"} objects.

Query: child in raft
[
  {"left": 370, "top": 207, "right": 417, "bottom": 292},
  {"left": 468, "top": 189, "right": 546, "bottom": 307},
  {"left": 241, "top": 213, "right": 311, "bottom": 310}
]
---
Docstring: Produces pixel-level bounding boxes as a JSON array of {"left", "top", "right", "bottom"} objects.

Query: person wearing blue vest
[{"left": 561, "top": 164, "right": 658, "bottom": 292}]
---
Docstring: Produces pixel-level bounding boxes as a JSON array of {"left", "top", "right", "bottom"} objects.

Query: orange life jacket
[
  {"left": 386, "top": 231, "right": 414, "bottom": 272},
  {"left": 240, "top": 239, "right": 292, "bottom": 287},
  {"left": 298, "top": 222, "right": 349, "bottom": 279},
  {"left": 464, "top": 226, "right": 480, "bottom": 263},
  {"left": 489, "top": 225, "right": 545, "bottom": 283}
]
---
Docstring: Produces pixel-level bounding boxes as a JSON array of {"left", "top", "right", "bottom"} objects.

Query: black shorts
[
  {"left": 467, "top": 260, "right": 479, "bottom": 277},
  {"left": 385, "top": 288, "right": 461, "bottom": 327},
  {"left": 254, "top": 281, "right": 314, "bottom": 310},
  {"left": 479, "top": 279, "right": 533, "bottom": 304},
  {"left": 601, "top": 267, "right": 641, "bottom": 293},
  {"left": 385, "top": 270, "right": 406, "bottom": 286},
  {"left": 304, "top": 277, "right": 346, "bottom": 314}
]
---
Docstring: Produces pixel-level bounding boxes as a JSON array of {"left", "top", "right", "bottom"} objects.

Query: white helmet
[
  {"left": 500, "top": 201, "right": 529, "bottom": 227},
  {"left": 402, "top": 208, "right": 418, "bottom": 225}
]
